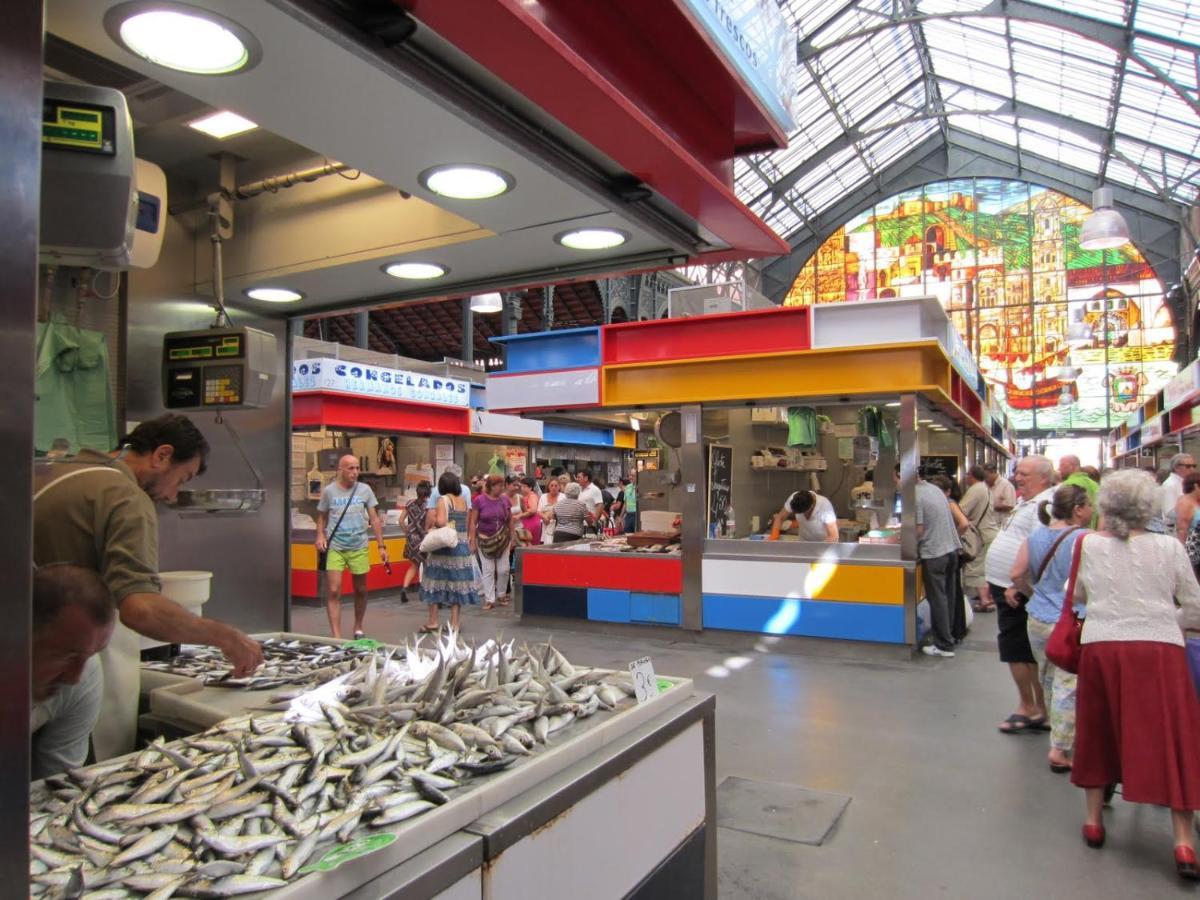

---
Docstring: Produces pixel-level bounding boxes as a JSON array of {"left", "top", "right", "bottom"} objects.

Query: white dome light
[
  {"left": 107, "top": 3, "right": 259, "bottom": 76},
  {"left": 555, "top": 228, "right": 629, "bottom": 251},
  {"left": 384, "top": 262, "right": 448, "bottom": 280},
  {"left": 420, "top": 165, "right": 513, "bottom": 200},
  {"left": 245, "top": 287, "right": 303, "bottom": 303},
  {"left": 469, "top": 292, "right": 503, "bottom": 314}
]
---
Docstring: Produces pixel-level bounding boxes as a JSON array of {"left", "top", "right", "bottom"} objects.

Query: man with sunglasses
[{"left": 1161, "top": 453, "right": 1196, "bottom": 533}]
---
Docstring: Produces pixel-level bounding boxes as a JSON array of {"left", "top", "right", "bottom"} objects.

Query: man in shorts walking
[{"left": 316, "top": 455, "right": 387, "bottom": 639}]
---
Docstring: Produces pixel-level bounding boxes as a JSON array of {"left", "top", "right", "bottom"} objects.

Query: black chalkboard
[
  {"left": 708, "top": 444, "right": 733, "bottom": 530},
  {"left": 920, "top": 455, "right": 959, "bottom": 480}
]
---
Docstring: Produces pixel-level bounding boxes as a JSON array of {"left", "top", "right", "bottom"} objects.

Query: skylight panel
[
  {"left": 1132, "top": 36, "right": 1200, "bottom": 92},
  {"left": 1104, "top": 155, "right": 1160, "bottom": 195},
  {"left": 1024, "top": 0, "right": 1130, "bottom": 27},
  {"left": 1135, "top": 0, "right": 1200, "bottom": 46},
  {"left": 1017, "top": 119, "right": 1104, "bottom": 172},
  {"left": 1116, "top": 105, "right": 1200, "bottom": 158},
  {"left": 1013, "top": 76, "right": 1114, "bottom": 127},
  {"left": 941, "top": 84, "right": 1008, "bottom": 114},
  {"left": 916, "top": 0, "right": 992, "bottom": 12},
  {"left": 1008, "top": 21, "right": 1120, "bottom": 68},
  {"left": 862, "top": 119, "right": 940, "bottom": 170},
  {"left": 858, "top": 81, "right": 930, "bottom": 133}
]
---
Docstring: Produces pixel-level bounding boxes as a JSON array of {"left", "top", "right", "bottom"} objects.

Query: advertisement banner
[{"left": 292, "top": 358, "right": 470, "bottom": 408}]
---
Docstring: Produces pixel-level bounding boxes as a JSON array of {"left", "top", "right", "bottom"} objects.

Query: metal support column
[
  {"left": 501, "top": 292, "right": 519, "bottom": 336},
  {"left": 679, "top": 405, "right": 705, "bottom": 631},
  {"left": 1, "top": 0, "right": 42, "bottom": 884},
  {"left": 290, "top": 317, "right": 305, "bottom": 338},
  {"left": 355, "top": 311, "right": 369, "bottom": 349},
  {"left": 897, "top": 393, "right": 920, "bottom": 649},
  {"left": 542, "top": 285, "right": 554, "bottom": 330},
  {"left": 461, "top": 299, "right": 474, "bottom": 365}
]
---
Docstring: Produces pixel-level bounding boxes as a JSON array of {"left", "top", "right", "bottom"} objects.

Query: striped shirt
[{"left": 553, "top": 498, "right": 589, "bottom": 537}]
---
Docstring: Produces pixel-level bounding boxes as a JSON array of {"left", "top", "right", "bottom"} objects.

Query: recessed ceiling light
[
  {"left": 555, "top": 228, "right": 629, "bottom": 251},
  {"left": 187, "top": 110, "right": 258, "bottom": 139},
  {"left": 918, "top": 419, "right": 933, "bottom": 424},
  {"left": 106, "top": 2, "right": 262, "bottom": 76},
  {"left": 383, "top": 262, "right": 448, "bottom": 280},
  {"left": 244, "top": 286, "right": 303, "bottom": 303},
  {"left": 885, "top": 401, "right": 901, "bottom": 407},
  {"left": 418, "top": 164, "right": 513, "bottom": 200}
]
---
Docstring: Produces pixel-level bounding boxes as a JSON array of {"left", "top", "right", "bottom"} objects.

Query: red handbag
[{"left": 1046, "top": 534, "right": 1087, "bottom": 673}]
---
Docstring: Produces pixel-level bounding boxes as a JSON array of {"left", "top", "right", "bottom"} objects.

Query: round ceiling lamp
[
  {"left": 383, "top": 262, "right": 448, "bottom": 280},
  {"left": 105, "top": 3, "right": 262, "bottom": 75},
  {"left": 1079, "top": 187, "right": 1132, "bottom": 251},
  {"left": 244, "top": 286, "right": 303, "bottom": 303},
  {"left": 555, "top": 227, "right": 629, "bottom": 251},
  {"left": 419, "top": 164, "right": 513, "bottom": 200},
  {"left": 469, "top": 292, "right": 503, "bottom": 314}
]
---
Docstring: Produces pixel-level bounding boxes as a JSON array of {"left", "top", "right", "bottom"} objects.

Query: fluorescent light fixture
[
  {"left": 244, "top": 286, "right": 303, "bottom": 303},
  {"left": 187, "top": 110, "right": 258, "bottom": 139},
  {"left": 555, "top": 228, "right": 629, "bottom": 251},
  {"left": 470, "top": 292, "right": 503, "bottom": 314},
  {"left": 419, "top": 164, "right": 513, "bottom": 200},
  {"left": 885, "top": 401, "right": 901, "bottom": 407},
  {"left": 1079, "top": 186, "right": 1131, "bottom": 251},
  {"left": 383, "top": 262, "right": 448, "bottom": 280},
  {"left": 106, "top": 2, "right": 261, "bottom": 76}
]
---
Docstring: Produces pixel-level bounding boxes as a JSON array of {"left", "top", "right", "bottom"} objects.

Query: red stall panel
[
  {"left": 603, "top": 306, "right": 811, "bottom": 366},
  {"left": 523, "top": 552, "right": 682, "bottom": 593},
  {"left": 293, "top": 392, "right": 469, "bottom": 435}
]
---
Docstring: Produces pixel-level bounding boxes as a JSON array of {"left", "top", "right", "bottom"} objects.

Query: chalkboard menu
[
  {"left": 920, "top": 455, "right": 959, "bottom": 480},
  {"left": 708, "top": 444, "right": 733, "bottom": 530}
]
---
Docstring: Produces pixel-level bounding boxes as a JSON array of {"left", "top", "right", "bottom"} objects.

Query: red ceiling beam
[{"left": 400, "top": 0, "right": 789, "bottom": 261}]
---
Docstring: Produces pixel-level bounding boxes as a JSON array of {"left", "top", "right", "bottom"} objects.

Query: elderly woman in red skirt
[{"left": 1069, "top": 469, "right": 1200, "bottom": 880}]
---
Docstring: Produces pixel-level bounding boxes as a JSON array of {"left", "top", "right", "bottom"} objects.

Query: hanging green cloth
[
  {"left": 787, "top": 406, "right": 818, "bottom": 447},
  {"left": 35, "top": 317, "right": 117, "bottom": 454},
  {"left": 858, "top": 405, "right": 895, "bottom": 450}
]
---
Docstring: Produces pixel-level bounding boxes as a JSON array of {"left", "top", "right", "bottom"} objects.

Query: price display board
[{"left": 707, "top": 444, "right": 733, "bottom": 530}]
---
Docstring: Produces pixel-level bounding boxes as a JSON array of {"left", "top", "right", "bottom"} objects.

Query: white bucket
[{"left": 159, "top": 570, "right": 213, "bottom": 614}]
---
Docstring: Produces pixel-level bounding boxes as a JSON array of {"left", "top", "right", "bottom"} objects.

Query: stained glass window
[{"left": 783, "top": 178, "right": 1177, "bottom": 432}]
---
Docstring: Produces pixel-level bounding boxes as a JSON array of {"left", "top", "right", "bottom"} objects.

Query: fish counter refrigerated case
[{"left": 36, "top": 635, "right": 716, "bottom": 899}]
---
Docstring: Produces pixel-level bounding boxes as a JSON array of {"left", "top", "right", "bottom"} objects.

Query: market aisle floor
[{"left": 292, "top": 597, "right": 1192, "bottom": 899}]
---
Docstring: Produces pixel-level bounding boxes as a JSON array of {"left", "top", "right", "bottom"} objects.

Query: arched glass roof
[{"left": 736, "top": 0, "right": 1200, "bottom": 241}]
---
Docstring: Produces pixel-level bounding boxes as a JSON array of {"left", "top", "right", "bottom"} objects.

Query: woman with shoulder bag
[
  {"left": 470, "top": 474, "right": 516, "bottom": 610},
  {"left": 960, "top": 465, "right": 995, "bottom": 612},
  {"left": 419, "top": 471, "right": 478, "bottom": 633},
  {"left": 1065, "top": 470, "right": 1200, "bottom": 880},
  {"left": 932, "top": 475, "right": 971, "bottom": 642},
  {"left": 1009, "top": 484, "right": 1091, "bottom": 771}
]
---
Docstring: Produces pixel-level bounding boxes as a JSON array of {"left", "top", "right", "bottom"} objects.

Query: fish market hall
[{"left": 13, "top": 1, "right": 1200, "bottom": 897}]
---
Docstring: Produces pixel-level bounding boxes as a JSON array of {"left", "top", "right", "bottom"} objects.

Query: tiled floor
[{"left": 292, "top": 594, "right": 1193, "bottom": 898}]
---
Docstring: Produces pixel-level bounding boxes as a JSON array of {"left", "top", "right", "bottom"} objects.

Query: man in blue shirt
[{"left": 316, "top": 455, "right": 387, "bottom": 639}]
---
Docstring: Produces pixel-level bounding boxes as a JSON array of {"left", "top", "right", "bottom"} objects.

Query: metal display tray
[
  {"left": 109, "top": 673, "right": 696, "bottom": 898},
  {"left": 140, "top": 632, "right": 405, "bottom": 726}
]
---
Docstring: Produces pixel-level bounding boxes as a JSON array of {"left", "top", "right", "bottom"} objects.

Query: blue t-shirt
[
  {"left": 1025, "top": 525, "right": 1086, "bottom": 624},
  {"left": 318, "top": 481, "right": 378, "bottom": 551}
]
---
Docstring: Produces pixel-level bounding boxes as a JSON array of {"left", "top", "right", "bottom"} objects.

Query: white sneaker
[{"left": 922, "top": 645, "right": 955, "bottom": 658}]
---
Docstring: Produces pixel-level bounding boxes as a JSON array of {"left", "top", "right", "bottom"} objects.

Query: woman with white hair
[
  {"left": 1069, "top": 469, "right": 1200, "bottom": 880},
  {"left": 542, "top": 481, "right": 592, "bottom": 543}
]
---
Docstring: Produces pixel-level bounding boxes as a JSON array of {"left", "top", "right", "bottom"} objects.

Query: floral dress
[
  {"left": 403, "top": 497, "right": 428, "bottom": 565},
  {"left": 419, "top": 502, "right": 478, "bottom": 607}
]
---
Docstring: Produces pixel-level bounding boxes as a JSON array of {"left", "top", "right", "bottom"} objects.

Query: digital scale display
[
  {"left": 42, "top": 100, "right": 116, "bottom": 155},
  {"left": 165, "top": 333, "right": 244, "bottom": 361}
]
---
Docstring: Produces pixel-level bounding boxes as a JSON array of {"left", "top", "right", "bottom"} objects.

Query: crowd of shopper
[{"left": 912, "top": 453, "right": 1200, "bottom": 881}]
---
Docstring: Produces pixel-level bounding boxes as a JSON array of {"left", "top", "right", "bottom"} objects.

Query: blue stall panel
[
  {"left": 491, "top": 327, "right": 601, "bottom": 374},
  {"left": 587, "top": 589, "right": 631, "bottom": 623},
  {"left": 630, "top": 592, "right": 681, "bottom": 625},
  {"left": 702, "top": 594, "right": 906, "bottom": 644},
  {"left": 543, "top": 423, "right": 615, "bottom": 447}
]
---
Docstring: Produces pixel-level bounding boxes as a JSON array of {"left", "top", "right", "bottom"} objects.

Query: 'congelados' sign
[{"left": 292, "top": 358, "right": 469, "bottom": 408}]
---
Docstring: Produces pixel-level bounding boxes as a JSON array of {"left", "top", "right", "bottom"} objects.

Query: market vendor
[
  {"left": 772, "top": 489, "right": 839, "bottom": 542},
  {"left": 30, "top": 564, "right": 115, "bottom": 780},
  {"left": 33, "top": 414, "right": 264, "bottom": 758}
]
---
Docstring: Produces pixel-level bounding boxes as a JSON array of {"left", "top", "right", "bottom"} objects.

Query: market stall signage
[
  {"left": 471, "top": 409, "right": 544, "bottom": 440},
  {"left": 486, "top": 367, "right": 600, "bottom": 411},
  {"left": 1164, "top": 359, "right": 1200, "bottom": 412},
  {"left": 628, "top": 656, "right": 659, "bottom": 703},
  {"left": 1139, "top": 415, "right": 1164, "bottom": 445},
  {"left": 292, "top": 358, "right": 469, "bottom": 408},
  {"left": 945, "top": 327, "right": 981, "bottom": 394},
  {"left": 677, "top": 0, "right": 799, "bottom": 132}
]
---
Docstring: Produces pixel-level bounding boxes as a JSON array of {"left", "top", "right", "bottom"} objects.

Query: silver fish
[{"left": 110, "top": 824, "right": 178, "bottom": 867}]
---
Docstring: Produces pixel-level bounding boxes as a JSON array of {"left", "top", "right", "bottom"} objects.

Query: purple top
[{"left": 474, "top": 493, "right": 512, "bottom": 537}]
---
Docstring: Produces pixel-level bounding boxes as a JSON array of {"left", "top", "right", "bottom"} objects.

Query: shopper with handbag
[
  {"left": 470, "top": 474, "right": 516, "bottom": 611},
  {"left": 418, "top": 471, "right": 478, "bottom": 633},
  {"left": 961, "top": 466, "right": 995, "bottom": 612},
  {"left": 1063, "top": 469, "right": 1200, "bottom": 880},
  {"left": 1008, "top": 484, "right": 1091, "bottom": 774}
]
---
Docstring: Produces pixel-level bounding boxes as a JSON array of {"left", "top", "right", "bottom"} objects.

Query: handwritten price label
[{"left": 628, "top": 656, "right": 659, "bottom": 703}]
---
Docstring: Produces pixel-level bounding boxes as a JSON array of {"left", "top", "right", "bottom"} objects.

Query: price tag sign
[{"left": 628, "top": 656, "right": 659, "bottom": 703}]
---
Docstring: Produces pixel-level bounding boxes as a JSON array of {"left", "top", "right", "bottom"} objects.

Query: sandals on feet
[
  {"left": 481, "top": 602, "right": 496, "bottom": 611},
  {"left": 998, "top": 713, "right": 1047, "bottom": 734},
  {"left": 417, "top": 623, "right": 440, "bottom": 634}
]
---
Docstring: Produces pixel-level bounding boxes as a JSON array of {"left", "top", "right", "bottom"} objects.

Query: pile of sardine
[
  {"left": 142, "top": 638, "right": 382, "bottom": 691},
  {"left": 31, "top": 635, "right": 639, "bottom": 898}
]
